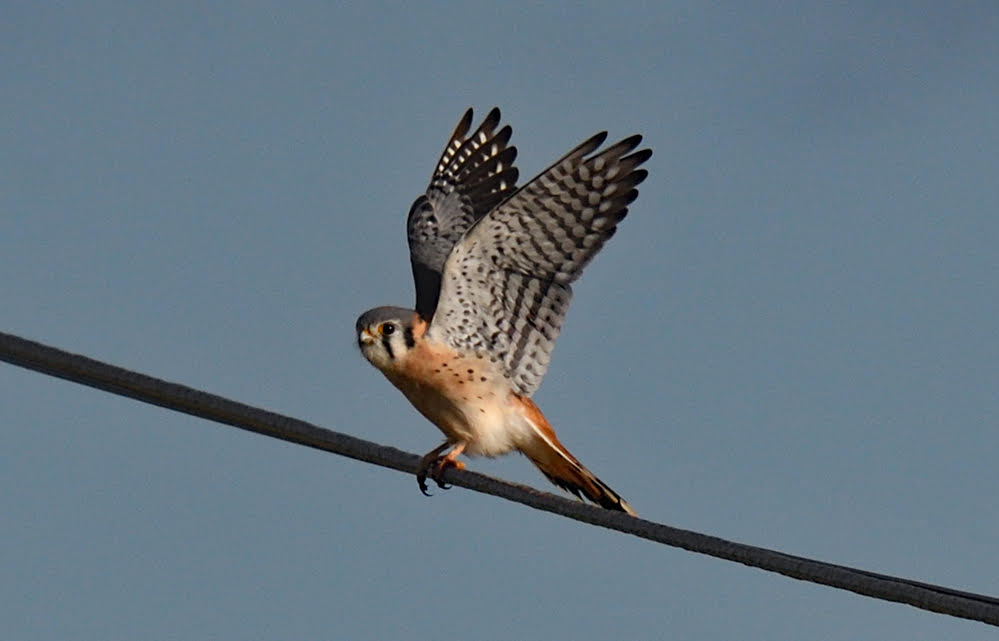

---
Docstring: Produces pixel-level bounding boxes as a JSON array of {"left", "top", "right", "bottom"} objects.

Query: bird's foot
[
  {"left": 416, "top": 444, "right": 466, "bottom": 496},
  {"left": 430, "top": 456, "right": 465, "bottom": 490}
]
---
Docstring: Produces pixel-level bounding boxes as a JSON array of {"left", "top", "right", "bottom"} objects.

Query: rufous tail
[{"left": 515, "top": 397, "right": 636, "bottom": 516}]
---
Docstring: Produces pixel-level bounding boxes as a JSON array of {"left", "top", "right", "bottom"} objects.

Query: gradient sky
[{"left": 2, "top": 3, "right": 998, "bottom": 639}]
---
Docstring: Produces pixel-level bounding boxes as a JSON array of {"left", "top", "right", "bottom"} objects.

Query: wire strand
[{"left": 2, "top": 330, "right": 997, "bottom": 627}]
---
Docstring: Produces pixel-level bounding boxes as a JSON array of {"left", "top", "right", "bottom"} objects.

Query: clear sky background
[{"left": 2, "top": 3, "right": 997, "bottom": 639}]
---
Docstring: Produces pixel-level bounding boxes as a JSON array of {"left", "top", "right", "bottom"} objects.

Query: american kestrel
[{"left": 356, "top": 108, "right": 650, "bottom": 515}]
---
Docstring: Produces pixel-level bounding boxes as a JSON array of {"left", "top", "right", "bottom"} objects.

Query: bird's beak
[{"left": 359, "top": 328, "right": 376, "bottom": 345}]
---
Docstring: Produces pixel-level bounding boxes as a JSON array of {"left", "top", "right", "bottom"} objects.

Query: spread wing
[
  {"left": 428, "top": 132, "right": 652, "bottom": 396},
  {"left": 407, "top": 108, "right": 519, "bottom": 320}
]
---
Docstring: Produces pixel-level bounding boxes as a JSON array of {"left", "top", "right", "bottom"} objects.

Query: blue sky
[{"left": 2, "top": 3, "right": 997, "bottom": 639}]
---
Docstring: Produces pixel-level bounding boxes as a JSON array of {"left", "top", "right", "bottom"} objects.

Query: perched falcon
[{"left": 356, "top": 108, "right": 650, "bottom": 515}]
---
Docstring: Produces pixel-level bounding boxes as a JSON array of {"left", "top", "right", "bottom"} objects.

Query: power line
[{"left": 2, "top": 330, "right": 997, "bottom": 627}]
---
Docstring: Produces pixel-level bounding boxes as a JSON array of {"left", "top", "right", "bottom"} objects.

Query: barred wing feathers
[
  {"left": 407, "top": 108, "right": 519, "bottom": 319},
  {"left": 429, "top": 132, "right": 651, "bottom": 396}
]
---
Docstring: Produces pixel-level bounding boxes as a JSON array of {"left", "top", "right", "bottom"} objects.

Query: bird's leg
[
  {"left": 430, "top": 442, "right": 466, "bottom": 490},
  {"left": 417, "top": 442, "right": 452, "bottom": 496}
]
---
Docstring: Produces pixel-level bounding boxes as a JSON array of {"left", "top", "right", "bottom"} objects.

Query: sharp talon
[
  {"left": 430, "top": 456, "right": 464, "bottom": 490},
  {"left": 416, "top": 457, "right": 436, "bottom": 497},
  {"left": 415, "top": 443, "right": 465, "bottom": 497},
  {"left": 417, "top": 474, "right": 432, "bottom": 496},
  {"left": 429, "top": 459, "right": 449, "bottom": 490}
]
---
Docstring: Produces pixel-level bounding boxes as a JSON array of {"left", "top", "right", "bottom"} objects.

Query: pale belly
[{"left": 383, "top": 354, "right": 533, "bottom": 458}]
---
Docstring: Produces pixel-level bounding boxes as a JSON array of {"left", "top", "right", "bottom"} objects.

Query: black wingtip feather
[
  {"left": 483, "top": 106, "right": 502, "bottom": 129},
  {"left": 621, "top": 133, "right": 643, "bottom": 147},
  {"left": 627, "top": 148, "right": 654, "bottom": 164},
  {"left": 582, "top": 131, "right": 609, "bottom": 153},
  {"left": 454, "top": 108, "right": 474, "bottom": 138},
  {"left": 493, "top": 124, "right": 513, "bottom": 149}
]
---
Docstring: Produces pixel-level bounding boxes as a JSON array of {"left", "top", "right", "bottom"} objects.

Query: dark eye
[{"left": 380, "top": 323, "right": 395, "bottom": 336}]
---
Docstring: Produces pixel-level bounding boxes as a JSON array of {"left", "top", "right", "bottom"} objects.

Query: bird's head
[{"left": 355, "top": 306, "right": 421, "bottom": 371}]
